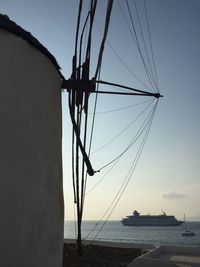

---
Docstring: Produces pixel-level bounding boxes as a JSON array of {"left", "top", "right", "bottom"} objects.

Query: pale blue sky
[{"left": 1, "top": 0, "right": 200, "bottom": 220}]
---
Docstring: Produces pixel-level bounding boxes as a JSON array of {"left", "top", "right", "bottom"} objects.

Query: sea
[{"left": 64, "top": 220, "right": 200, "bottom": 248}]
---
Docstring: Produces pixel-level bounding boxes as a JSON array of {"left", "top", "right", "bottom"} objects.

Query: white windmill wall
[{"left": 0, "top": 28, "right": 63, "bottom": 267}]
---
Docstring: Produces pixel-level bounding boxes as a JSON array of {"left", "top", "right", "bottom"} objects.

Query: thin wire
[
  {"left": 85, "top": 100, "right": 158, "bottom": 240},
  {"left": 133, "top": 0, "right": 158, "bottom": 91},
  {"left": 89, "top": 99, "right": 152, "bottom": 115},
  {"left": 94, "top": 108, "right": 156, "bottom": 240},
  {"left": 117, "top": 0, "right": 137, "bottom": 44},
  {"left": 91, "top": 99, "right": 154, "bottom": 154},
  {"left": 86, "top": 102, "right": 155, "bottom": 198},
  {"left": 116, "top": 0, "right": 154, "bottom": 92},
  {"left": 94, "top": 20, "right": 153, "bottom": 92},
  {"left": 81, "top": 67, "right": 102, "bottom": 220},
  {"left": 144, "top": 0, "right": 159, "bottom": 91},
  {"left": 117, "top": 0, "right": 156, "bottom": 91},
  {"left": 126, "top": 0, "right": 156, "bottom": 92},
  {"left": 86, "top": 157, "right": 120, "bottom": 196},
  {"left": 96, "top": 99, "right": 157, "bottom": 172}
]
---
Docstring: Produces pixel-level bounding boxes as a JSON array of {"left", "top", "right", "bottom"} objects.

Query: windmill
[{"left": 61, "top": 0, "right": 162, "bottom": 255}]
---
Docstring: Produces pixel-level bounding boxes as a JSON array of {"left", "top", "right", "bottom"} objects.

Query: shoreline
[
  {"left": 63, "top": 239, "right": 200, "bottom": 267},
  {"left": 64, "top": 238, "right": 155, "bottom": 250},
  {"left": 63, "top": 239, "right": 153, "bottom": 267}
]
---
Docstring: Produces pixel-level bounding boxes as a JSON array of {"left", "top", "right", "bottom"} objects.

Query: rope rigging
[
  {"left": 84, "top": 100, "right": 158, "bottom": 241},
  {"left": 89, "top": 99, "right": 152, "bottom": 115},
  {"left": 143, "top": 0, "right": 159, "bottom": 90},
  {"left": 133, "top": 0, "right": 158, "bottom": 91},
  {"left": 91, "top": 98, "right": 155, "bottom": 155},
  {"left": 96, "top": 99, "right": 158, "bottom": 172},
  {"left": 94, "top": 18, "right": 154, "bottom": 92},
  {"left": 117, "top": 0, "right": 159, "bottom": 93},
  {"left": 125, "top": 0, "right": 158, "bottom": 92},
  {"left": 86, "top": 99, "right": 156, "bottom": 196},
  {"left": 62, "top": 0, "right": 162, "bottom": 253}
]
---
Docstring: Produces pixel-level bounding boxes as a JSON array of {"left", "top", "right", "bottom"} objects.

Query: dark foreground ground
[{"left": 63, "top": 243, "right": 143, "bottom": 267}]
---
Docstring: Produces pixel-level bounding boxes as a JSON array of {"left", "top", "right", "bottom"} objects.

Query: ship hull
[{"left": 122, "top": 220, "right": 183, "bottom": 226}]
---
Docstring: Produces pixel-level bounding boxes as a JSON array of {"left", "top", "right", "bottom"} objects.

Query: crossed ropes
[{"left": 61, "top": 0, "right": 162, "bottom": 254}]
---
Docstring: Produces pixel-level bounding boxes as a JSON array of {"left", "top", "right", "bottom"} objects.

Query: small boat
[
  {"left": 182, "top": 214, "right": 195, "bottom": 237},
  {"left": 182, "top": 230, "right": 195, "bottom": 237}
]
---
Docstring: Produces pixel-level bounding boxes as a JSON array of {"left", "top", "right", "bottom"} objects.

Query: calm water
[{"left": 64, "top": 220, "right": 200, "bottom": 248}]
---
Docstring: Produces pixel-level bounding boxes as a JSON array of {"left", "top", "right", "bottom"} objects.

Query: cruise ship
[{"left": 122, "top": 210, "right": 183, "bottom": 226}]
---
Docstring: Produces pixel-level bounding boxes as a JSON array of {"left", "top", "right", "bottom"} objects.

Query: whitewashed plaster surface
[{"left": 0, "top": 28, "right": 63, "bottom": 267}]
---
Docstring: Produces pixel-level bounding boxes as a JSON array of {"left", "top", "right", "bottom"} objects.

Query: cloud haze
[{"left": 162, "top": 191, "right": 187, "bottom": 199}]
